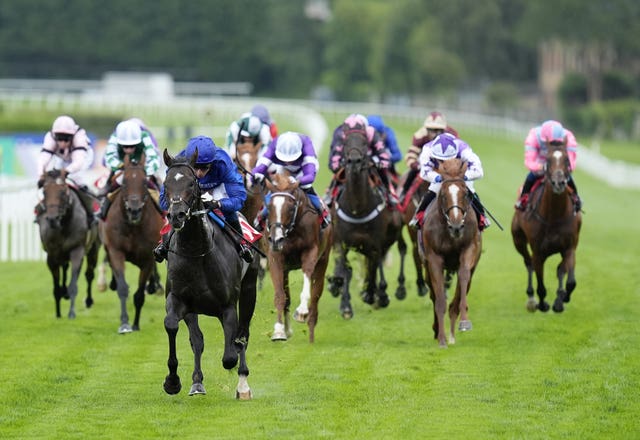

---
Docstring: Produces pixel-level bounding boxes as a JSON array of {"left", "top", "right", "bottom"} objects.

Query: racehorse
[
  {"left": 419, "top": 159, "right": 482, "bottom": 348},
  {"left": 234, "top": 138, "right": 268, "bottom": 287},
  {"left": 161, "top": 148, "right": 259, "bottom": 399},
  {"left": 327, "top": 122, "right": 405, "bottom": 319},
  {"left": 511, "top": 142, "right": 582, "bottom": 313},
  {"left": 263, "top": 169, "right": 333, "bottom": 343},
  {"left": 99, "top": 153, "right": 164, "bottom": 333},
  {"left": 36, "top": 169, "right": 101, "bottom": 318}
]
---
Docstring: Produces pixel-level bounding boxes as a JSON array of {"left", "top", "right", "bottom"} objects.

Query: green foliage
[
  {"left": 1, "top": 122, "right": 639, "bottom": 438},
  {"left": 484, "top": 81, "right": 520, "bottom": 111},
  {"left": 602, "top": 70, "right": 637, "bottom": 100}
]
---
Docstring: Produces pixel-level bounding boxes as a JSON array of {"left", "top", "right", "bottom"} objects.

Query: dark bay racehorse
[
  {"left": 99, "top": 153, "right": 164, "bottom": 333},
  {"left": 327, "top": 123, "right": 405, "bottom": 319},
  {"left": 511, "top": 142, "right": 582, "bottom": 313},
  {"left": 36, "top": 169, "right": 100, "bottom": 318},
  {"left": 161, "top": 148, "right": 259, "bottom": 399},
  {"left": 263, "top": 169, "right": 333, "bottom": 343},
  {"left": 419, "top": 159, "right": 482, "bottom": 348}
]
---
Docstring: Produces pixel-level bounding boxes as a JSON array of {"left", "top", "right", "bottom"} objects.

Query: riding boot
[
  {"left": 515, "top": 175, "right": 536, "bottom": 211},
  {"left": 99, "top": 197, "right": 111, "bottom": 221},
  {"left": 409, "top": 190, "right": 436, "bottom": 228},
  {"left": 399, "top": 168, "right": 419, "bottom": 202},
  {"left": 471, "top": 192, "right": 490, "bottom": 231},
  {"left": 153, "top": 230, "right": 173, "bottom": 263},
  {"left": 567, "top": 177, "right": 582, "bottom": 212},
  {"left": 76, "top": 188, "right": 99, "bottom": 227},
  {"left": 306, "top": 188, "right": 332, "bottom": 229},
  {"left": 227, "top": 217, "right": 254, "bottom": 263},
  {"left": 253, "top": 207, "right": 268, "bottom": 232}
]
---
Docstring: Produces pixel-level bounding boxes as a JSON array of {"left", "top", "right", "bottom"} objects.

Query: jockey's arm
[{"left": 461, "top": 149, "right": 484, "bottom": 181}]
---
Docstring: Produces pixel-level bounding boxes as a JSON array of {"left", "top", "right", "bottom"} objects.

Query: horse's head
[
  {"left": 120, "top": 153, "right": 148, "bottom": 224},
  {"left": 264, "top": 169, "right": 301, "bottom": 251},
  {"left": 545, "top": 142, "right": 571, "bottom": 194},
  {"left": 342, "top": 123, "right": 370, "bottom": 173},
  {"left": 437, "top": 159, "right": 472, "bottom": 238},
  {"left": 163, "top": 148, "right": 202, "bottom": 231},
  {"left": 236, "top": 140, "right": 262, "bottom": 189},
  {"left": 38, "top": 169, "right": 71, "bottom": 229}
]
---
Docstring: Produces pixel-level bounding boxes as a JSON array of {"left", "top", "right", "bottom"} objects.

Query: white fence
[{"left": 0, "top": 176, "right": 44, "bottom": 261}]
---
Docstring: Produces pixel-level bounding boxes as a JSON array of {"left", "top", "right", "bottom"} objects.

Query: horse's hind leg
[
  {"left": 132, "top": 265, "right": 151, "bottom": 331},
  {"left": 84, "top": 240, "right": 100, "bottom": 309},
  {"left": 554, "top": 250, "right": 577, "bottom": 312},
  {"left": 375, "top": 261, "right": 390, "bottom": 308},
  {"left": 163, "top": 294, "right": 182, "bottom": 395},
  {"left": 184, "top": 313, "right": 206, "bottom": 395},
  {"left": 395, "top": 232, "right": 407, "bottom": 300},
  {"left": 236, "top": 270, "right": 257, "bottom": 399},
  {"left": 48, "top": 259, "right": 63, "bottom": 318},
  {"left": 533, "top": 257, "right": 549, "bottom": 312},
  {"left": 67, "top": 247, "right": 85, "bottom": 319},
  {"left": 61, "top": 262, "right": 70, "bottom": 299}
]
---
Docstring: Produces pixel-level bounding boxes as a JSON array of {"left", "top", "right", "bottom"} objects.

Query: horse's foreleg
[
  {"left": 361, "top": 256, "right": 378, "bottom": 306},
  {"left": 532, "top": 256, "right": 549, "bottom": 312},
  {"left": 184, "top": 313, "right": 206, "bottom": 395},
  {"left": 412, "top": 235, "right": 428, "bottom": 297},
  {"left": 132, "top": 264, "right": 151, "bottom": 331},
  {"left": 270, "top": 260, "right": 289, "bottom": 341},
  {"left": 375, "top": 260, "right": 390, "bottom": 308},
  {"left": 237, "top": 269, "right": 256, "bottom": 400},
  {"left": 61, "top": 262, "right": 69, "bottom": 299},
  {"left": 554, "top": 249, "right": 577, "bottom": 312},
  {"left": 97, "top": 254, "right": 108, "bottom": 292},
  {"left": 84, "top": 240, "right": 99, "bottom": 309},
  {"left": 564, "top": 249, "right": 577, "bottom": 302},
  {"left": 67, "top": 247, "right": 85, "bottom": 319},
  {"left": 109, "top": 253, "right": 131, "bottom": 333},
  {"left": 220, "top": 306, "right": 239, "bottom": 370},
  {"left": 426, "top": 255, "right": 448, "bottom": 347},
  {"left": 395, "top": 232, "right": 407, "bottom": 300},
  {"left": 333, "top": 249, "right": 353, "bottom": 319},
  {"left": 48, "top": 258, "right": 62, "bottom": 318},
  {"left": 294, "top": 272, "right": 311, "bottom": 324},
  {"left": 163, "top": 295, "right": 181, "bottom": 395}
]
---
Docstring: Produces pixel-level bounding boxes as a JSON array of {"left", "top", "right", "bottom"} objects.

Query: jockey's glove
[
  {"left": 252, "top": 173, "right": 264, "bottom": 185},
  {"left": 203, "top": 200, "right": 220, "bottom": 210},
  {"left": 434, "top": 175, "right": 442, "bottom": 183}
]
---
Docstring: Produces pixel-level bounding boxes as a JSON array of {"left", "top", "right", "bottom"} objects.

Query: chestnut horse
[
  {"left": 327, "top": 123, "right": 405, "bottom": 319},
  {"left": 99, "top": 154, "right": 164, "bottom": 333},
  {"left": 511, "top": 143, "right": 582, "bottom": 313},
  {"left": 263, "top": 169, "right": 333, "bottom": 343},
  {"left": 161, "top": 148, "right": 259, "bottom": 399},
  {"left": 419, "top": 159, "right": 482, "bottom": 348},
  {"left": 36, "top": 169, "right": 101, "bottom": 318}
]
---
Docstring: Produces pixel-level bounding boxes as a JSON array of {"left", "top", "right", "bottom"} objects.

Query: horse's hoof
[
  {"left": 538, "top": 302, "right": 550, "bottom": 312},
  {"left": 341, "top": 308, "right": 353, "bottom": 320},
  {"left": 118, "top": 324, "right": 133, "bottom": 334},
  {"left": 448, "top": 335, "right": 456, "bottom": 345},
  {"left": 458, "top": 320, "right": 472, "bottom": 332},
  {"left": 361, "top": 291, "right": 375, "bottom": 305},
  {"left": 132, "top": 324, "right": 140, "bottom": 331},
  {"left": 395, "top": 286, "right": 407, "bottom": 301},
  {"left": 163, "top": 376, "right": 181, "bottom": 395},
  {"left": 271, "top": 330, "right": 288, "bottom": 341},
  {"left": 526, "top": 298, "right": 537, "bottom": 313},
  {"left": 293, "top": 310, "right": 308, "bottom": 323},
  {"left": 188, "top": 383, "right": 206, "bottom": 396},
  {"left": 236, "top": 389, "right": 252, "bottom": 400},
  {"left": 68, "top": 312, "right": 76, "bottom": 319},
  {"left": 85, "top": 298, "right": 94, "bottom": 308},
  {"left": 377, "top": 295, "right": 390, "bottom": 308},
  {"left": 418, "top": 284, "right": 429, "bottom": 297},
  {"left": 552, "top": 300, "right": 564, "bottom": 313}
]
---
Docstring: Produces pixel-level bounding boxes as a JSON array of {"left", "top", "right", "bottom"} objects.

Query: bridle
[
  {"left": 267, "top": 190, "right": 300, "bottom": 238},
  {"left": 439, "top": 178, "right": 470, "bottom": 228}
]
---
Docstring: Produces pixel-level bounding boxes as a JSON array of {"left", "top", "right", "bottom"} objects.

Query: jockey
[
  {"left": 367, "top": 114, "right": 402, "bottom": 176},
  {"left": 251, "top": 131, "right": 331, "bottom": 231},
  {"left": 100, "top": 120, "right": 162, "bottom": 219},
  {"left": 36, "top": 115, "right": 98, "bottom": 226},
  {"left": 326, "top": 113, "right": 396, "bottom": 207},
  {"left": 400, "top": 111, "right": 459, "bottom": 200},
  {"left": 515, "top": 120, "right": 581, "bottom": 212},
  {"left": 225, "top": 113, "right": 272, "bottom": 160},
  {"left": 251, "top": 104, "right": 279, "bottom": 139},
  {"left": 154, "top": 136, "right": 253, "bottom": 263},
  {"left": 409, "top": 133, "right": 490, "bottom": 231}
]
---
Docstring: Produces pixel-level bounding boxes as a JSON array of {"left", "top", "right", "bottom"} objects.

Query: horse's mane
[
  {"left": 270, "top": 168, "right": 298, "bottom": 192},
  {"left": 439, "top": 158, "right": 467, "bottom": 180}
]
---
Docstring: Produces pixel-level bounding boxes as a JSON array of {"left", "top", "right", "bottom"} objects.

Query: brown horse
[
  {"left": 327, "top": 123, "right": 405, "bottom": 319},
  {"left": 511, "top": 143, "right": 582, "bottom": 313},
  {"left": 99, "top": 153, "right": 164, "bottom": 333},
  {"left": 419, "top": 159, "right": 482, "bottom": 348},
  {"left": 263, "top": 169, "right": 333, "bottom": 343},
  {"left": 36, "top": 169, "right": 101, "bottom": 318}
]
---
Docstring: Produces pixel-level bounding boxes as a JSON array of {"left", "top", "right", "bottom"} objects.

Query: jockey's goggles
[{"left": 55, "top": 133, "right": 73, "bottom": 142}]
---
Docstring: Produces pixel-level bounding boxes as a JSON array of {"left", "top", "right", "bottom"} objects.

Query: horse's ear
[
  {"left": 163, "top": 148, "right": 173, "bottom": 167},
  {"left": 124, "top": 153, "right": 131, "bottom": 166},
  {"left": 139, "top": 151, "right": 146, "bottom": 167},
  {"left": 37, "top": 176, "right": 45, "bottom": 188},
  {"left": 189, "top": 147, "right": 199, "bottom": 167}
]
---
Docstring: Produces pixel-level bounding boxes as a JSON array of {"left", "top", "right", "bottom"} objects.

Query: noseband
[
  {"left": 166, "top": 163, "right": 206, "bottom": 221},
  {"left": 440, "top": 178, "right": 469, "bottom": 227},
  {"left": 268, "top": 191, "right": 299, "bottom": 237}
]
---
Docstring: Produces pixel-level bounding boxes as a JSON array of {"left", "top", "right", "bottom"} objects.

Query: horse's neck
[
  {"left": 539, "top": 184, "right": 572, "bottom": 218},
  {"left": 342, "top": 168, "right": 379, "bottom": 212},
  {"left": 177, "top": 215, "right": 213, "bottom": 249}
]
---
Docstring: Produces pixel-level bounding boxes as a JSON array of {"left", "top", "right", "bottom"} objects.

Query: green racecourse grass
[{"left": 1, "top": 116, "right": 639, "bottom": 439}]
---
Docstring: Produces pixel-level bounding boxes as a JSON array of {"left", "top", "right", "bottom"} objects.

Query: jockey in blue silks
[
  {"left": 155, "top": 135, "right": 253, "bottom": 263},
  {"left": 251, "top": 131, "right": 331, "bottom": 231}
]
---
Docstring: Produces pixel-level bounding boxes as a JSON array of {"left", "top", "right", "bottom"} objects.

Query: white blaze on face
[
  {"left": 173, "top": 172, "right": 185, "bottom": 181},
  {"left": 273, "top": 196, "right": 285, "bottom": 224},
  {"left": 448, "top": 184, "right": 463, "bottom": 220}
]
